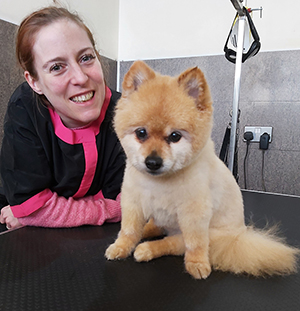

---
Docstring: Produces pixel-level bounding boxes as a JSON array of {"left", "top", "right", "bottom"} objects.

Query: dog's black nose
[{"left": 145, "top": 155, "right": 163, "bottom": 171}]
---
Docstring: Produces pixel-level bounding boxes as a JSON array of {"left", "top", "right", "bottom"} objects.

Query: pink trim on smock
[
  {"left": 94, "top": 190, "right": 105, "bottom": 200},
  {"left": 11, "top": 188, "right": 53, "bottom": 218}
]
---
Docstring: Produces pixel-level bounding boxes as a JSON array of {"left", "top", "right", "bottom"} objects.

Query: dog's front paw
[
  {"left": 105, "top": 243, "right": 132, "bottom": 260},
  {"left": 185, "top": 260, "right": 212, "bottom": 279},
  {"left": 134, "top": 242, "right": 154, "bottom": 262}
]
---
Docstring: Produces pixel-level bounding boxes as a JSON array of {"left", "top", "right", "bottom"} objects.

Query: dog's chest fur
[
  {"left": 126, "top": 165, "right": 202, "bottom": 234},
  {"left": 142, "top": 189, "right": 180, "bottom": 233}
]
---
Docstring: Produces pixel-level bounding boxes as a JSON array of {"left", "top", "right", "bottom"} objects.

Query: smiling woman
[{"left": 0, "top": 6, "right": 125, "bottom": 230}]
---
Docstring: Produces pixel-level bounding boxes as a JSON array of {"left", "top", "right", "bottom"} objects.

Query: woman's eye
[
  {"left": 135, "top": 128, "right": 148, "bottom": 141},
  {"left": 50, "top": 63, "right": 63, "bottom": 72},
  {"left": 80, "top": 54, "right": 96, "bottom": 63},
  {"left": 167, "top": 131, "right": 182, "bottom": 143}
]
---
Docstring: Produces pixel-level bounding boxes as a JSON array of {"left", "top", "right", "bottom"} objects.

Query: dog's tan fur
[{"left": 105, "top": 60, "right": 299, "bottom": 279}]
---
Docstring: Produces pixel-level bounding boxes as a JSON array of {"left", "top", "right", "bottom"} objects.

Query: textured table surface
[{"left": 0, "top": 190, "right": 299, "bottom": 311}]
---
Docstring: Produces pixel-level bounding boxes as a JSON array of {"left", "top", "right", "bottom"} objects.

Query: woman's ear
[{"left": 24, "top": 71, "right": 43, "bottom": 95}]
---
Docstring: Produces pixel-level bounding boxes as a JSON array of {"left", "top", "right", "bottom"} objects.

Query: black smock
[{"left": 0, "top": 82, "right": 125, "bottom": 217}]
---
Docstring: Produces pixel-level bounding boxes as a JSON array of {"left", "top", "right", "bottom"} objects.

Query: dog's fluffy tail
[{"left": 209, "top": 226, "right": 300, "bottom": 276}]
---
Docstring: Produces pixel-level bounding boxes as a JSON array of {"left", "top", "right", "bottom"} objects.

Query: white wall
[
  {"left": 0, "top": 0, "right": 120, "bottom": 60},
  {"left": 1, "top": 0, "right": 300, "bottom": 61},
  {"left": 247, "top": 0, "right": 300, "bottom": 52},
  {"left": 0, "top": 0, "right": 50, "bottom": 25},
  {"left": 118, "top": 0, "right": 300, "bottom": 61},
  {"left": 118, "top": 0, "right": 233, "bottom": 60}
]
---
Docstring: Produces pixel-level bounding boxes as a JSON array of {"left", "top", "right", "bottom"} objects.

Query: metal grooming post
[{"left": 227, "top": 0, "right": 246, "bottom": 172}]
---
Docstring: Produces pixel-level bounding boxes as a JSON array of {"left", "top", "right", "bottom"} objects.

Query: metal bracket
[{"left": 230, "top": 0, "right": 245, "bottom": 16}]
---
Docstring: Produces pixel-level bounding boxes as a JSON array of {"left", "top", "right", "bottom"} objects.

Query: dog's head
[{"left": 114, "top": 60, "right": 213, "bottom": 177}]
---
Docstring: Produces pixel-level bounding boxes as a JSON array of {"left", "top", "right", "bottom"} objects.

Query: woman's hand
[{"left": 0, "top": 205, "right": 23, "bottom": 230}]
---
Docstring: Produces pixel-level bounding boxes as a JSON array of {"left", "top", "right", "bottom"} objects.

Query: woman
[{"left": 0, "top": 6, "right": 125, "bottom": 230}]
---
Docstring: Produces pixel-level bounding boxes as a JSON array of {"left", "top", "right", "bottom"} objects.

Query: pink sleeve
[{"left": 18, "top": 192, "right": 121, "bottom": 228}]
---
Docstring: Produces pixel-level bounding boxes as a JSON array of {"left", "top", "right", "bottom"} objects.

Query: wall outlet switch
[{"left": 244, "top": 126, "right": 273, "bottom": 143}]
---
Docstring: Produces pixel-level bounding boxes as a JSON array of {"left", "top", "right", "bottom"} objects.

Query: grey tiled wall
[
  {"left": 0, "top": 19, "right": 24, "bottom": 145},
  {"left": 1, "top": 18, "right": 299, "bottom": 196},
  {"left": 100, "top": 55, "right": 117, "bottom": 91}
]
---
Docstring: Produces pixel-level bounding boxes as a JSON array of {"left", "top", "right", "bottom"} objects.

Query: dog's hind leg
[
  {"left": 142, "top": 218, "right": 166, "bottom": 239},
  {"left": 134, "top": 234, "right": 185, "bottom": 262}
]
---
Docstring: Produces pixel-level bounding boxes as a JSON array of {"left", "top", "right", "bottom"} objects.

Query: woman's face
[{"left": 25, "top": 19, "right": 105, "bottom": 128}]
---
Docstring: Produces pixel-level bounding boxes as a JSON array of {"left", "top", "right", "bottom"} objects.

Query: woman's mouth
[{"left": 70, "top": 91, "right": 94, "bottom": 103}]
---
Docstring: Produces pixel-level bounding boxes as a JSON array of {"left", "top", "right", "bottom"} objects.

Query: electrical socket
[{"left": 244, "top": 126, "right": 273, "bottom": 143}]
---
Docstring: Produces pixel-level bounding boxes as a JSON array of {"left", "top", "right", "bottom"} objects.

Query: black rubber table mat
[{"left": 0, "top": 190, "right": 299, "bottom": 311}]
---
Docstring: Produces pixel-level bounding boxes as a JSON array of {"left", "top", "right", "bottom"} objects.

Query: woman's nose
[{"left": 69, "top": 64, "right": 88, "bottom": 85}]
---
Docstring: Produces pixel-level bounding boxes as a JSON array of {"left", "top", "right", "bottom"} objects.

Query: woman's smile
[{"left": 70, "top": 91, "right": 95, "bottom": 103}]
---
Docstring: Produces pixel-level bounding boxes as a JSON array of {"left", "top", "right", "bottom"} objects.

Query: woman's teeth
[{"left": 71, "top": 91, "right": 94, "bottom": 103}]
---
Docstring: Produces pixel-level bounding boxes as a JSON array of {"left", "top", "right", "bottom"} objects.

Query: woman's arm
[{"left": 0, "top": 192, "right": 121, "bottom": 229}]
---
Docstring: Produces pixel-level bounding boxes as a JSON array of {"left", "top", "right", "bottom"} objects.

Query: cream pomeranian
[{"left": 105, "top": 60, "right": 299, "bottom": 279}]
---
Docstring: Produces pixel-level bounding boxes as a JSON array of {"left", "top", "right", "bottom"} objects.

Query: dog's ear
[
  {"left": 177, "top": 67, "right": 212, "bottom": 110},
  {"left": 122, "top": 60, "right": 156, "bottom": 97}
]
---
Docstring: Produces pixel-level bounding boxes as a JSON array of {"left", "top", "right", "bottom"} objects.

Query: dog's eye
[
  {"left": 135, "top": 128, "right": 148, "bottom": 141},
  {"left": 168, "top": 131, "right": 182, "bottom": 143}
]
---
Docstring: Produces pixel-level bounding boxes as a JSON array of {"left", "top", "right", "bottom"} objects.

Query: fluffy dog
[{"left": 105, "top": 60, "right": 299, "bottom": 279}]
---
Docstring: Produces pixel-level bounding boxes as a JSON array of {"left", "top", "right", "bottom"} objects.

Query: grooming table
[{"left": 0, "top": 190, "right": 299, "bottom": 311}]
